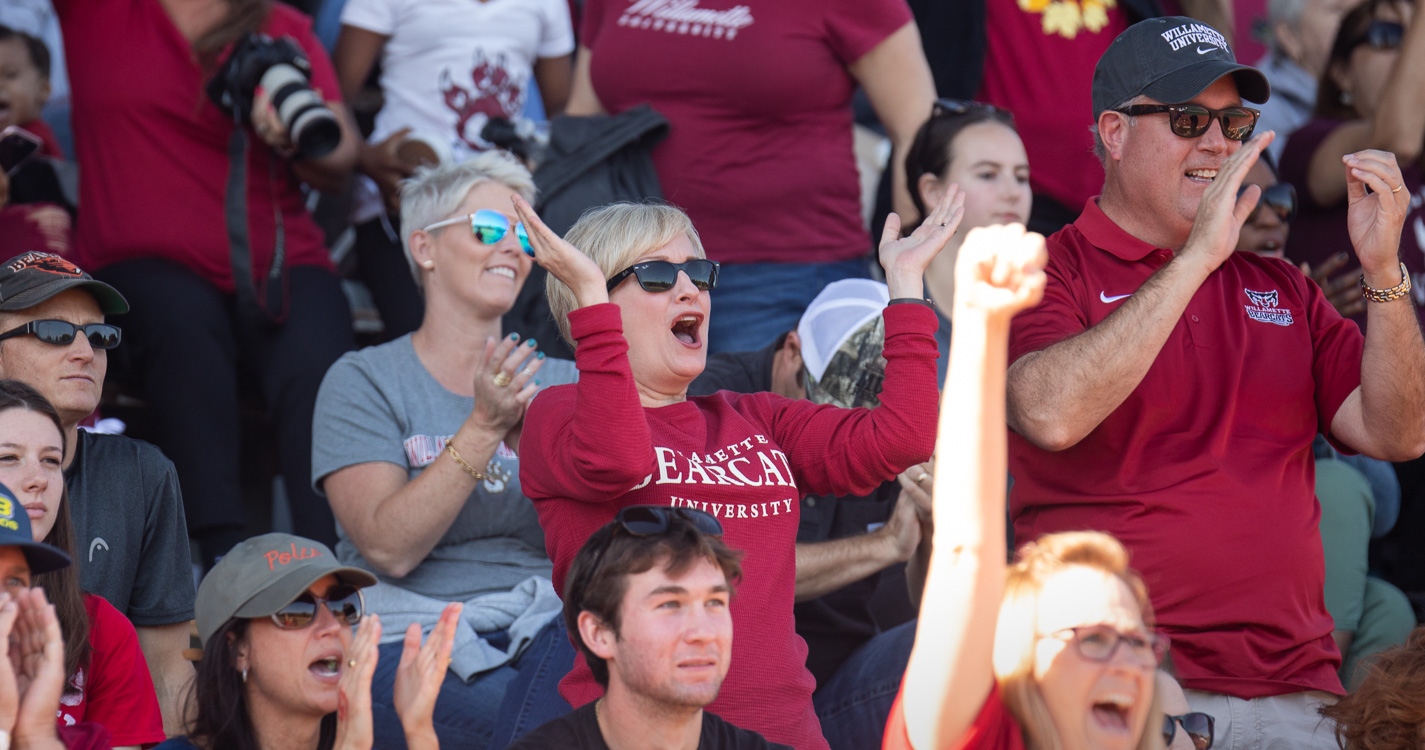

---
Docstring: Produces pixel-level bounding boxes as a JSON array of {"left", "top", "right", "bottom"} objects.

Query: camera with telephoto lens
[{"left": 206, "top": 34, "right": 341, "bottom": 159}]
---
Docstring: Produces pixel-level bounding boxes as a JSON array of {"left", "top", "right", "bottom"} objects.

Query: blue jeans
[
  {"left": 370, "top": 616, "right": 576, "bottom": 750},
  {"left": 812, "top": 619, "right": 916, "bottom": 750},
  {"left": 707, "top": 258, "right": 872, "bottom": 354}
]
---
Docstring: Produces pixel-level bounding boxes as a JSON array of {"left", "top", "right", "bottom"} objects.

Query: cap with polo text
[
  {"left": 1092, "top": 17, "right": 1270, "bottom": 119},
  {"left": 0, "top": 252, "right": 128, "bottom": 315}
]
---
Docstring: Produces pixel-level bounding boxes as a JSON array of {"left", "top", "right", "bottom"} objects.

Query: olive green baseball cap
[{"left": 195, "top": 533, "right": 378, "bottom": 646}]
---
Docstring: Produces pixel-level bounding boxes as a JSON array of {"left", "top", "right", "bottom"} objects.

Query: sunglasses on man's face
[
  {"left": 1115, "top": 104, "right": 1261, "bottom": 142},
  {"left": 1349, "top": 20, "right": 1405, "bottom": 52},
  {"left": 1163, "top": 712, "right": 1215, "bottom": 750},
  {"left": 423, "top": 209, "right": 533, "bottom": 257},
  {"left": 606, "top": 259, "right": 720, "bottom": 294},
  {"left": 1238, "top": 182, "right": 1298, "bottom": 223},
  {"left": 270, "top": 584, "right": 365, "bottom": 630},
  {"left": 0, "top": 320, "right": 122, "bottom": 350}
]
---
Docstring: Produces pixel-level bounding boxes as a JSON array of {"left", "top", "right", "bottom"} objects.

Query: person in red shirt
[
  {"left": 1006, "top": 16, "right": 1425, "bottom": 750},
  {"left": 510, "top": 188, "right": 955, "bottom": 750}
]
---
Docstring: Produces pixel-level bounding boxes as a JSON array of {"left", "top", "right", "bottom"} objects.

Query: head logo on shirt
[
  {"left": 617, "top": 0, "right": 755, "bottom": 40},
  {"left": 1244, "top": 288, "right": 1293, "bottom": 326}
]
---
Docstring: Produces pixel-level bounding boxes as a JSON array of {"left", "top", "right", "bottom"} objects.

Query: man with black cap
[
  {"left": 0, "top": 251, "right": 195, "bottom": 733},
  {"left": 1003, "top": 17, "right": 1425, "bottom": 750}
]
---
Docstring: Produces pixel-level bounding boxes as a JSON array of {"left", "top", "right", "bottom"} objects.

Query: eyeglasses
[
  {"left": 1114, "top": 104, "right": 1261, "bottom": 142},
  {"left": 0, "top": 320, "right": 122, "bottom": 350},
  {"left": 1238, "top": 182, "right": 1297, "bottom": 223},
  {"left": 606, "top": 259, "right": 720, "bottom": 294},
  {"left": 932, "top": 98, "right": 1009, "bottom": 120},
  {"left": 1047, "top": 625, "right": 1167, "bottom": 666},
  {"left": 1163, "top": 712, "right": 1215, "bottom": 750},
  {"left": 1348, "top": 20, "right": 1405, "bottom": 52},
  {"left": 422, "top": 209, "right": 533, "bottom": 257},
  {"left": 270, "top": 584, "right": 365, "bottom": 629}
]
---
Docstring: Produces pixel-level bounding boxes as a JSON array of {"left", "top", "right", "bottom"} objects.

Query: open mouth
[
  {"left": 1090, "top": 693, "right": 1134, "bottom": 733},
  {"left": 310, "top": 656, "right": 341, "bottom": 679},
  {"left": 487, "top": 266, "right": 516, "bottom": 280},
  {"left": 1185, "top": 168, "right": 1218, "bottom": 184},
  {"left": 671, "top": 314, "right": 702, "bottom": 347}
]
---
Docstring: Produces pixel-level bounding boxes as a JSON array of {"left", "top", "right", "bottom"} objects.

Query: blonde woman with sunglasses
[{"left": 311, "top": 152, "right": 581, "bottom": 750}]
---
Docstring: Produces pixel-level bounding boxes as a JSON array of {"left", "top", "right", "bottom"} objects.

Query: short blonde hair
[
  {"left": 993, "top": 532, "right": 1163, "bottom": 750},
  {"left": 398, "top": 151, "right": 537, "bottom": 287},
  {"left": 546, "top": 202, "right": 706, "bottom": 347}
]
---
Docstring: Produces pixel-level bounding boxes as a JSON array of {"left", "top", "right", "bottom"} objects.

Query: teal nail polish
[
  {"left": 534, "top": 379, "right": 541, "bottom": 387},
  {"left": 537, "top": 352, "right": 546, "bottom": 360},
  {"left": 527, "top": 339, "right": 537, "bottom": 348},
  {"left": 508, "top": 333, "right": 519, "bottom": 341}
]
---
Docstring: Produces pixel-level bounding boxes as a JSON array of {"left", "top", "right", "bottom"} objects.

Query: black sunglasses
[
  {"left": 606, "top": 259, "right": 720, "bottom": 294},
  {"left": 0, "top": 319, "right": 122, "bottom": 350},
  {"left": 1238, "top": 182, "right": 1297, "bottom": 223},
  {"left": 1348, "top": 20, "right": 1405, "bottom": 52},
  {"left": 580, "top": 505, "right": 726, "bottom": 595},
  {"left": 1114, "top": 104, "right": 1261, "bottom": 142},
  {"left": 1163, "top": 712, "right": 1215, "bottom": 750},
  {"left": 270, "top": 584, "right": 365, "bottom": 630}
]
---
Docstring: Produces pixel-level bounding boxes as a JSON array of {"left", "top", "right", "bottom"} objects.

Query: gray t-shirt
[
  {"left": 311, "top": 334, "right": 577, "bottom": 601},
  {"left": 66, "top": 431, "right": 196, "bottom": 625}
]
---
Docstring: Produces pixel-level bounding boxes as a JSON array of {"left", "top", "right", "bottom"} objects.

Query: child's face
[{"left": 0, "top": 37, "right": 50, "bottom": 132}]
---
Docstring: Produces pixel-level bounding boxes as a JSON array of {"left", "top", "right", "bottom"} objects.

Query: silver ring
[{"left": 916, "top": 472, "right": 929, "bottom": 484}]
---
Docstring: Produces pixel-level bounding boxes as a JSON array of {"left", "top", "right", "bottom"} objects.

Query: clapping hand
[
  {"left": 10, "top": 588, "right": 64, "bottom": 747},
  {"left": 1182, "top": 130, "right": 1274, "bottom": 270},
  {"left": 511, "top": 194, "right": 610, "bottom": 308},
  {"left": 953, "top": 224, "right": 1047, "bottom": 319},
  {"left": 879, "top": 185, "right": 966, "bottom": 296},
  {"left": 1343, "top": 150, "right": 1411, "bottom": 278},
  {"left": 469, "top": 334, "right": 543, "bottom": 452},
  {"left": 1300, "top": 252, "right": 1366, "bottom": 318},
  {"left": 394, "top": 603, "right": 461, "bottom": 750},
  {"left": 333, "top": 614, "right": 381, "bottom": 750}
]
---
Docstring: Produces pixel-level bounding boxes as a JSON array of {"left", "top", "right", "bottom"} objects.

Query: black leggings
[{"left": 98, "top": 258, "right": 354, "bottom": 557}]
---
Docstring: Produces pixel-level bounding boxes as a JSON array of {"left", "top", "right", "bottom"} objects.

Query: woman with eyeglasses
[
  {"left": 311, "top": 151, "right": 580, "bottom": 749},
  {"left": 511, "top": 186, "right": 955, "bottom": 750},
  {"left": 0, "top": 379, "right": 163, "bottom": 749},
  {"left": 159, "top": 533, "right": 459, "bottom": 750},
  {"left": 1280, "top": 0, "right": 1425, "bottom": 326},
  {"left": 884, "top": 223, "right": 1170, "bottom": 750}
]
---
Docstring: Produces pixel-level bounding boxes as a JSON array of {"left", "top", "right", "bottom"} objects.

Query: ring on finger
[
  {"left": 916, "top": 472, "right": 929, "bottom": 484},
  {"left": 1393, "top": 184, "right": 1405, "bottom": 194},
  {"left": 492, "top": 371, "right": 513, "bottom": 388}
]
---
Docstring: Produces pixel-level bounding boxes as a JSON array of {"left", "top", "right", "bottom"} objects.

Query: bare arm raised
[{"left": 1007, "top": 131, "right": 1273, "bottom": 450}]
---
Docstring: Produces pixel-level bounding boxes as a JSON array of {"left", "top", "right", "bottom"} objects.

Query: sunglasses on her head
[
  {"left": 1238, "top": 182, "right": 1298, "bottom": 223},
  {"left": 1163, "top": 712, "right": 1215, "bottom": 750},
  {"left": 1348, "top": 20, "right": 1405, "bottom": 52},
  {"left": 422, "top": 209, "right": 533, "bottom": 257},
  {"left": 0, "top": 320, "right": 122, "bottom": 350},
  {"left": 931, "top": 98, "right": 1009, "bottom": 120},
  {"left": 606, "top": 259, "right": 720, "bottom": 294},
  {"left": 270, "top": 584, "right": 365, "bottom": 630},
  {"left": 1114, "top": 104, "right": 1261, "bottom": 142},
  {"left": 1046, "top": 624, "right": 1168, "bottom": 666}
]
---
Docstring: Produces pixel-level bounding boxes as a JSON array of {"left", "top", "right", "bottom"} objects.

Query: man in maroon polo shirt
[{"left": 1005, "top": 17, "right": 1425, "bottom": 750}]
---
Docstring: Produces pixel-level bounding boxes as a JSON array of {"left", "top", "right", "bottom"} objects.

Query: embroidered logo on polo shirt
[
  {"left": 616, "top": 0, "right": 755, "bottom": 40},
  {"left": 1244, "top": 288, "right": 1293, "bottom": 326}
]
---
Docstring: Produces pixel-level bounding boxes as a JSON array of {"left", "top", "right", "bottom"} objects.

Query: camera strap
[{"left": 223, "top": 124, "right": 289, "bottom": 326}]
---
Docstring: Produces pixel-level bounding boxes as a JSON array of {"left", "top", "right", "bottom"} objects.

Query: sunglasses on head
[
  {"left": 423, "top": 209, "right": 533, "bottom": 257},
  {"left": 1238, "top": 182, "right": 1297, "bottom": 223},
  {"left": 580, "top": 505, "right": 726, "bottom": 598},
  {"left": 1114, "top": 104, "right": 1261, "bottom": 141},
  {"left": 931, "top": 98, "right": 1008, "bottom": 120},
  {"left": 270, "top": 584, "right": 365, "bottom": 630},
  {"left": 606, "top": 259, "right": 720, "bottom": 294},
  {"left": 0, "top": 320, "right": 122, "bottom": 350},
  {"left": 1348, "top": 20, "right": 1405, "bottom": 52},
  {"left": 1163, "top": 712, "right": 1215, "bottom": 750}
]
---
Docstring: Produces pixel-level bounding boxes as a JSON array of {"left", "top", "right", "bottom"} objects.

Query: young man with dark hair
[{"left": 511, "top": 506, "right": 789, "bottom": 750}]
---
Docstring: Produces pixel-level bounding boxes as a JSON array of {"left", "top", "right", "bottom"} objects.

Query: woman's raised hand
[
  {"left": 510, "top": 194, "right": 610, "bottom": 308},
  {"left": 0, "top": 593, "right": 18, "bottom": 735},
  {"left": 953, "top": 223, "right": 1048, "bottom": 319},
  {"left": 469, "top": 334, "right": 544, "bottom": 452},
  {"left": 11, "top": 588, "right": 63, "bottom": 747},
  {"left": 333, "top": 614, "right": 382, "bottom": 750},
  {"left": 394, "top": 603, "right": 461, "bottom": 750},
  {"left": 879, "top": 184, "right": 966, "bottom": 296}
]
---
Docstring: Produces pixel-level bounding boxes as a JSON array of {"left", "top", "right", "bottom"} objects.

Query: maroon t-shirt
[
  {"left": 581, "top": 0, "right": 911, "bottom": 265},
  {"left": 57, "top": 0, "right": 338, "bottom": 292},
  {"left": 979, "top": 0, "right": 1128, "bottom": 213},
  {"left": 1280, "top": 117, "right": 1425, "bottom": 326},
  {"left": 1008, "top": 200, "right": 1360, "bottom": 699}
]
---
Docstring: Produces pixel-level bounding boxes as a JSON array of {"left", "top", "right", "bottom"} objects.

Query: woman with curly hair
[{"left": 1319, "top": 626, "right": 1425, "bottom": 750}]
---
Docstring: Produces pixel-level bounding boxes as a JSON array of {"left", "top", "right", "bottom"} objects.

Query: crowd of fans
[{"left": 0, "top": 0, "right": 1422, "bottom": 749}]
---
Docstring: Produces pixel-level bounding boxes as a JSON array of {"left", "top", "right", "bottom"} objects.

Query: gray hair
[
  {"left": 398, "top": 151, "right": 538, "bottom": 285},
  {"left": 1268, "top": 0, "right": 1308, "bottom": 32},
  {"left": 1092, "top": 95, "right": 1145, "bottom": 165}
]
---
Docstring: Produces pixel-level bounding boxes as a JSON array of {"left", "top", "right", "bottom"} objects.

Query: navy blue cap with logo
[
  {"left": 1092, "top": 16, "right": 1271, "bottom": 119},
  {"left": 0, "top": 482, "right": 70, "bottom": 575}
]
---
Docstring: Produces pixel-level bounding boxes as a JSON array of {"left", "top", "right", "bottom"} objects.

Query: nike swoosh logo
[
  {"left": 1100, "top": 292, "right": 1132, "bottom": 303},
  {"left": 1196, "top": 46, "right": 1215, "bottom": 54}
]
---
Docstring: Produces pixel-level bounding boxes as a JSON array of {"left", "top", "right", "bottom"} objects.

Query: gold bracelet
[
  {"left": 1360, "top": 262, "right": 1412, "bottom": 303},
  {"left": 445, "top": 440, "right": 488, "bottom": 482}
]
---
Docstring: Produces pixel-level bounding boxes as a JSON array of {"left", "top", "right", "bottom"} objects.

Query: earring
[
  {"left": 1341, "top": 90, "right": 1353, "bottom": 106},
  {"left": 241, "top": 667, "right": 248, "bottom": 683},
  {"left": 422, "top": 260, "right": 435, "bottom": 269}
]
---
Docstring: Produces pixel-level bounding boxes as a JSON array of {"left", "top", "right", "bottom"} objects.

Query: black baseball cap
[
  {"left": 0, "top": 252, "right": 128, "bottom": 315},
  {"left": 1092, "top": 17, "right": 1270, "bottom": 120},
  {"left": 0, "top": 482, "right": 72, "bottom": 576}
]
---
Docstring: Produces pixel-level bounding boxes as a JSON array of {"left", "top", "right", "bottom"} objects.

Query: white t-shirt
[{"left": 341, "top": 0, "right": 574, "bottom": 154}]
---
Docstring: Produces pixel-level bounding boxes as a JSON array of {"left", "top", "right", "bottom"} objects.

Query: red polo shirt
[{"left": 1008, "top": 199, "right": 1361, "bottom": 699}]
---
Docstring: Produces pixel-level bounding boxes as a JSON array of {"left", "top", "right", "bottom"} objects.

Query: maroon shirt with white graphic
[
  {"left": 580, "top": 0, "right": 911, "bottom": 265},
  {"left": 521, "top": 302, "right": 940, "bottom": 750},
  {"left": 1008, "top": 199, "right": 1362, "bottom": 699}
]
